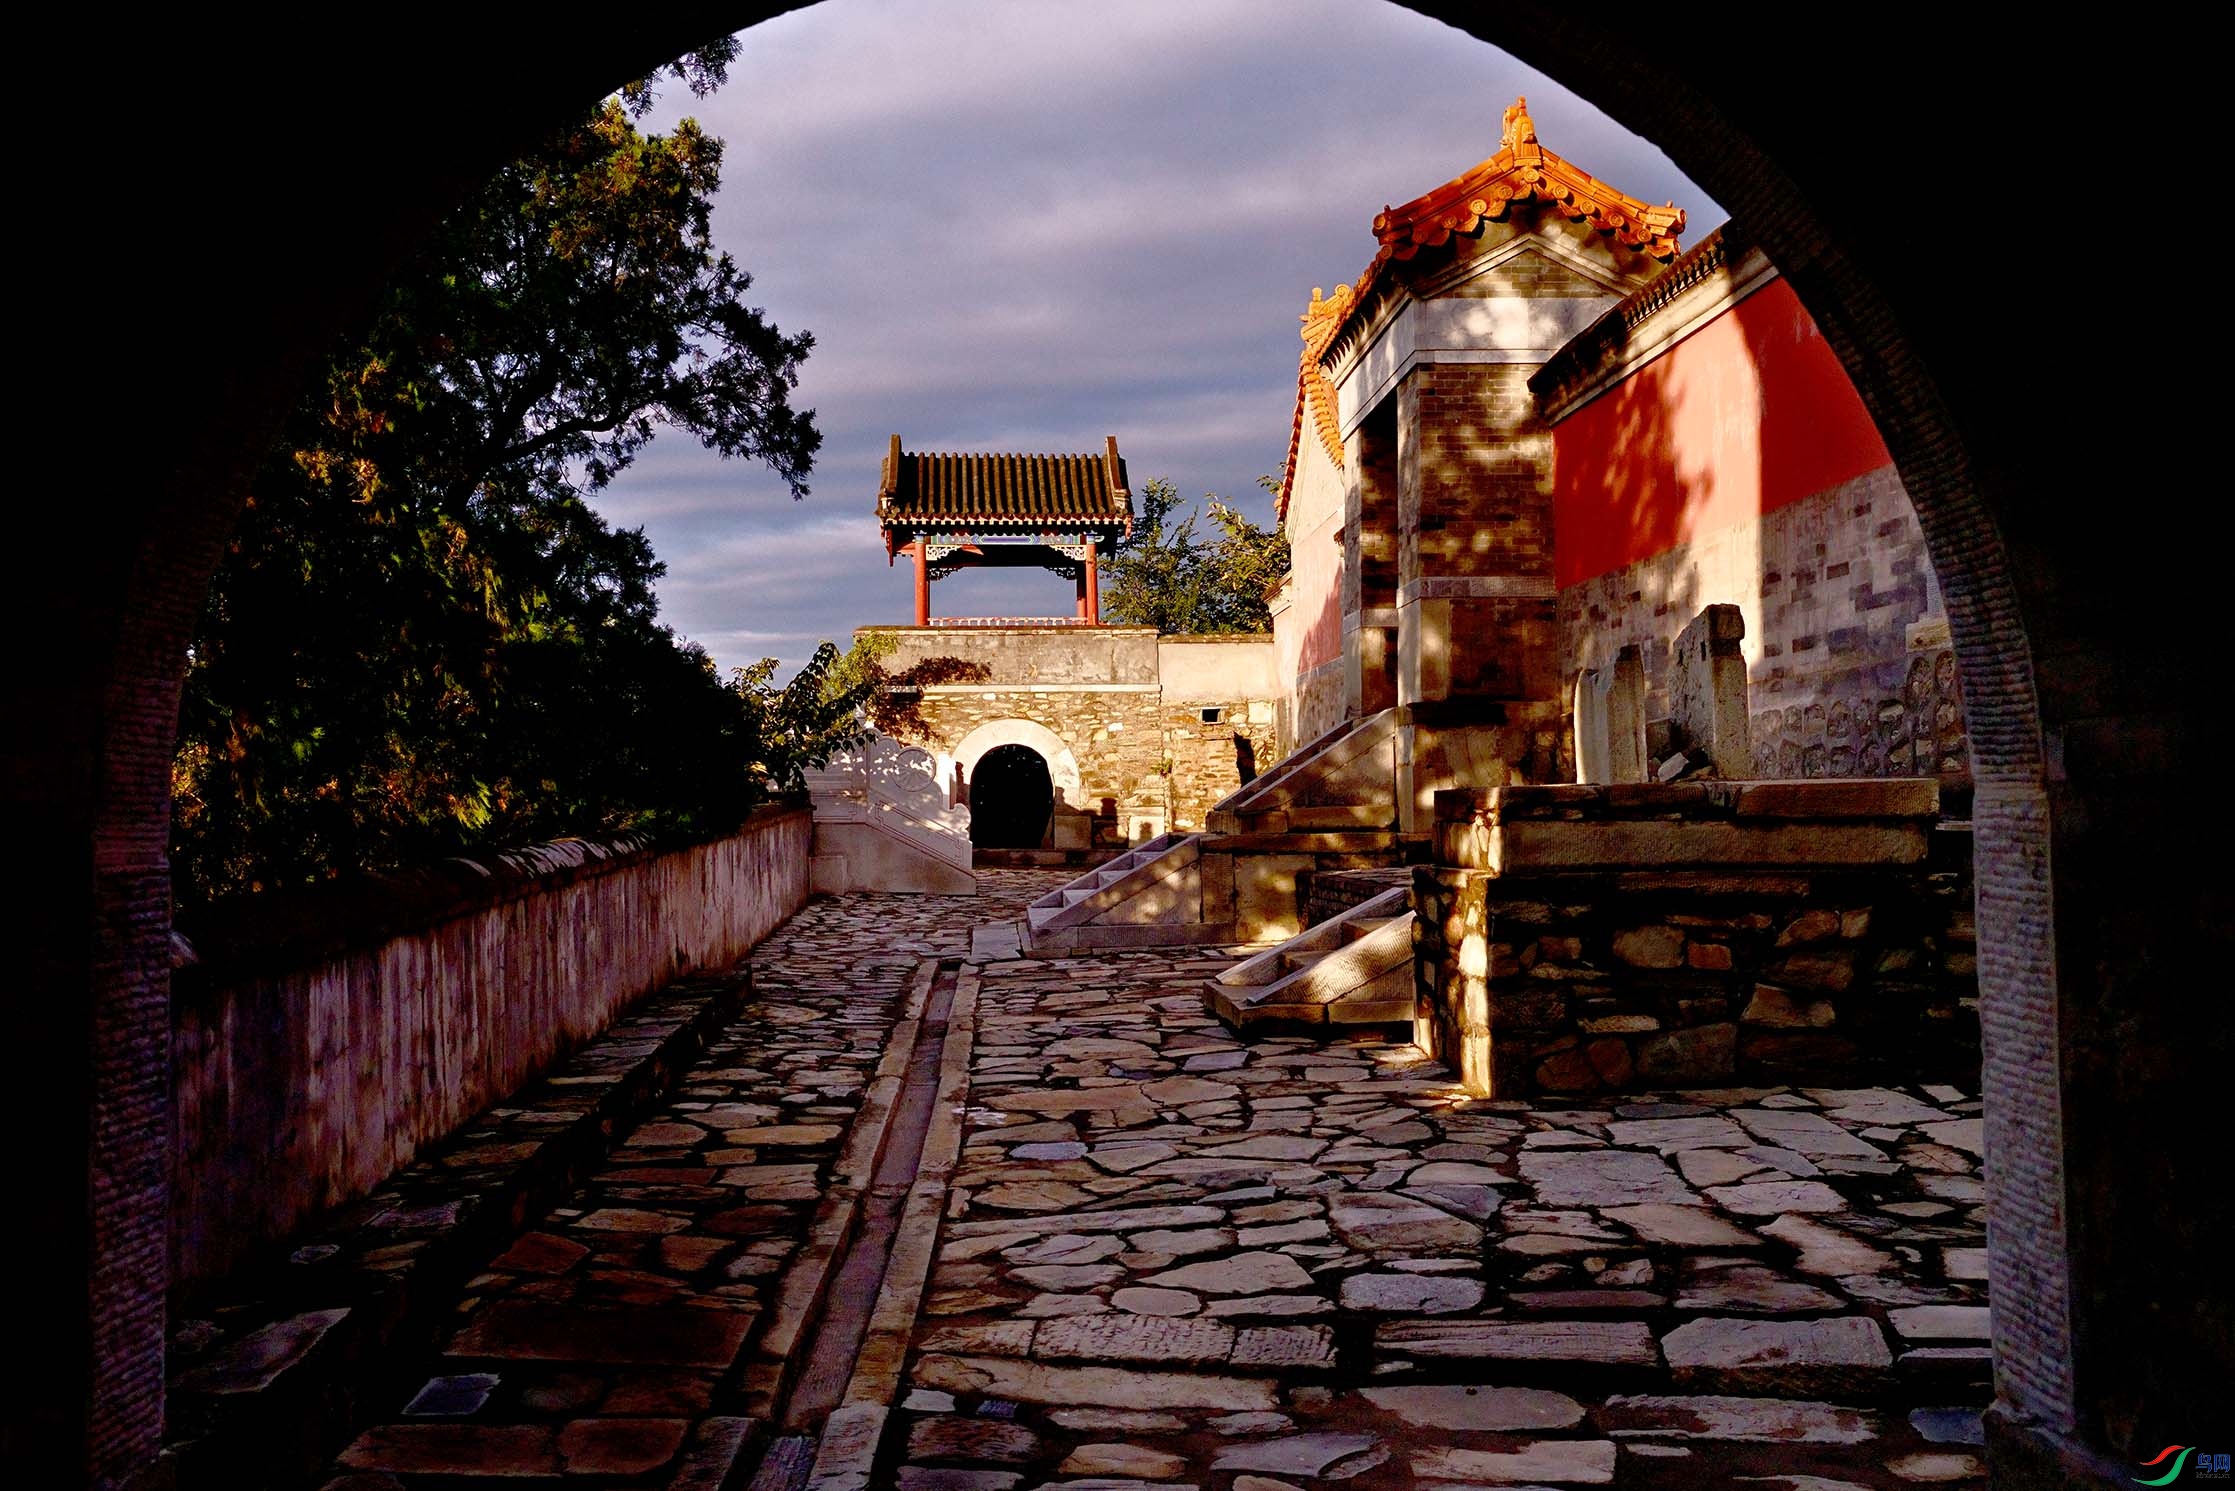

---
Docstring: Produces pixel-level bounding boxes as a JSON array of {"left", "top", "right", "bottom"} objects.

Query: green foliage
[
  {"left": 827, "top": 633, "right": 994, "bottom": 740},
  {"left": 173, "top": 58, "right": 818, "bottom": 907},
  {"left": 1102, "top": 476, "right": 1290, "bottom": 635},
  {"left": 730, "top": 642, "right": 874, "bottom": 790}
]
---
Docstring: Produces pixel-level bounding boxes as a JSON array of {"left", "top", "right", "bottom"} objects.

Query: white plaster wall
[
  {"left": 1157, "top": 635, "right": 1277, "bottom": 703},
  {"left": 1275, "top": 428, "right": 1347, "bottom": 750}
]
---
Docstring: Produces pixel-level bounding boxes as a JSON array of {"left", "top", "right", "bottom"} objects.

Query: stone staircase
[
  {"left": 1020, "top": 832, "right": 1233, "bottom": 953},
  {"left": 803, "top": 735, "right": 976, "bottom": 894},
  {"left": 1017, "top": 710, "right": 1413, "bottom": 955},
  {"left": 1205, "top": 709, "right": 1399, "bottom": 834},
  {"left": 1204, "top": 884, "right": 1418, "bottom": 1028}
]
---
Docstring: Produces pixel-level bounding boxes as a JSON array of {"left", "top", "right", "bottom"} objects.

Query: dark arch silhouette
[
  {"left": 966, "top": 744, "right": 1054, "bottom": 849},
  {"left": 28, "top": 12, "right": 2214, "bottom": 1488}
]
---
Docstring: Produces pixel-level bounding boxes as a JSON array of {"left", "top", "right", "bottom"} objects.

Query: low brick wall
[
  {"left": 170, "top": 806, "right": 812, "bottom": 1288},
  {"left": 1414, "top": 782, "right": 1976, "bottom": 1095},
  {"left": 1300, "top": 866, "right": 1412, "bottom": 930}
]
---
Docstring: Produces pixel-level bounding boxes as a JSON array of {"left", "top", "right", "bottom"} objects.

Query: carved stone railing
[{"left": 803, "top": 733, "right": 974, "bottom": 877}]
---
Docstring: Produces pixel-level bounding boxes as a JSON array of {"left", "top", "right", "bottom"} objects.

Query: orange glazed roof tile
[
  {"left": 1276, "top": 284, "right": 1352, "bottom": 521},
  {"left": 1277, "top": 99, "right": 1686, "bottom": 521},
  {"left": 1369, "top": 98, "right": 1684, "bottom": 269},
  {"left": 877, "top": 435, "right": 1132, "bottom": 531}
]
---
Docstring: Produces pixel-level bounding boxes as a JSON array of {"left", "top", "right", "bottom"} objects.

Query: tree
[
  {"left": 826, "top": 632, "right": 994, "bottom": 740},
  {"left": 1102, "top": 476, "right": 1290, "bottom": 634},
  {"left": 173, "top": 45, "right": 820, "bottom": 906},
  {"left": 731, "top": 643, "right": 874, "bottom": 790}
]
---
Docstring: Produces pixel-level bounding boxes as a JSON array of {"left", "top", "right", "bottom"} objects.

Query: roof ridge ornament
[{"left": 1502, "top": 95, "right": 1538, "bottom": 152}]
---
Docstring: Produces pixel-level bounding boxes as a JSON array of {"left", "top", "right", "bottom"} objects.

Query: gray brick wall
[{"left": 1558, "top": 466, "right": 1968, "bottom": 782}]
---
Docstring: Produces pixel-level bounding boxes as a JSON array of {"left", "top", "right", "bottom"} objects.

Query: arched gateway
[
  {"left": 870, "top": 441, "right": 1286, "bottom": 852},
  {"left": 33, "top": 15, "right": 2217, "bottom": 1490}
]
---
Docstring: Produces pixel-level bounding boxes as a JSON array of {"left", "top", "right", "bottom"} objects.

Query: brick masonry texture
[
  {"left": 1399, "top": 363, "right": 1554, "bottom": 592},
  {"left": 1160, "top": 701, "right": 1280, "bottom": 833},
  {"left": 893, "top": 690, "right": 1286, "bottom": 843},
  {"left": 1301, "top": 865, "right": 1413, "bottom": 929},
  {"left": 899, "top": 689, "right": 1168, "bottom": 824},
  {"left": 1415, "top": 857, "right": 1978, "bottom": 1097},
  {"left": 1558, "top": 469, "right": 1968, "bottom": 782}
]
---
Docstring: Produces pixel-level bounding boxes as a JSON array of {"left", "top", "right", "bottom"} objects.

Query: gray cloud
[{"left": 598, "top": 0, "right": 1724, "bottom": 675}]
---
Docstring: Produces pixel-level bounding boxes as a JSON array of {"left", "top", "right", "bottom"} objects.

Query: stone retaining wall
[
  {"left": 169, "top": 806, "right": 812, "bottom": 1287},
  {"left": 1300, "top": 865, "right": 1412, "bottom": 930},
  {"left": 1413, "top": 782, "right": 1975, "bottom": 1095}
]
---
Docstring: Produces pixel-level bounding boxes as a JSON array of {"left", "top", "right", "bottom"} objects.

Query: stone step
[
  {"left": 1205, "top": 888, "right": 1417, "bottom": 1029},
  {"left": 1205, "top": 710, "right": 1399, "bottom": 834},
  {"left": 164, "top": 972, "right": 759, "bottom": 1489},
  {"left": 1023, "top": 834, "right": 1235, "bottom": 954}
]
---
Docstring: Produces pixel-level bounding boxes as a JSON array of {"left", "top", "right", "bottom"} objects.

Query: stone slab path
[
  {"left": 318, "top": 875, "right": 1047, "bottom": 1489},
  {"left": 318, "top": 870, "right": 1991, "bottom": 1490},
  {"left": 880, "top": 934, "right": 1990, "bottom": 1490}
]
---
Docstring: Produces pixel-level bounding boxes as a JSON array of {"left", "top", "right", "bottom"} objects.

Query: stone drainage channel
[{"left": 742, "top": 959, "right": 975, "bottom": 1491}]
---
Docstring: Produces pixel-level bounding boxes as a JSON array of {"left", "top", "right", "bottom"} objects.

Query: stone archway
[
  {"left": 37, "top": 15, "right": 2211, "bottom": 1489},
  {"left": 966, "top": 743, "right": 1054, "bottom": 848},
  {"left": 946, "top": 718, "right": 1086, "bottom": 814}
]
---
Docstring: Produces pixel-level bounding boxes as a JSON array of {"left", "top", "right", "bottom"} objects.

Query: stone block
[
  {"left": 1733, "top": 778, "right": 1938, "bottom": 819},
  {"left": 1636, "top": 1023, "right": 1737, "bottom": 1083},
  {"left": 1612, "top": 925, "right": 1684, "bottom": 968},
  {"left": 1661, "top": 1316, "right": 1892, "bottom": 1394},
  {"left": 1767, "top": 950, "right": 1855, "bottom": 993},
  {"left": 1233, "top": 854, "right": 1315, "bottom": 942},
  {"left": 1574, "top": 645, "right": 1647, "bottom": 784},
  {"left": 1742, "top": 986, "right": 1836, "bottom": 1028},
  {"left": 1492, "top": 819, "right": 1928, "bottom": 872},
  {"left": 1585, "top": 1038, "right": 1634, "bottom": 1086},
  {"left": 1672, "top": 604, "right": 1750, "bottom": 777}
]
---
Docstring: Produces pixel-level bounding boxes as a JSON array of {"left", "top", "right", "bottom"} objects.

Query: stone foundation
[{"left": 1413, "top": 781, "right": 1974, "bottom": 1096}]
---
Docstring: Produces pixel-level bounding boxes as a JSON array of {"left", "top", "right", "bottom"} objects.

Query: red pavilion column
[
  {"left": 913, "top": 540, "right": 930, "bottom": 626},
  {"left": 1085, "top": 539, "right": 1100, "bottom": 626}
]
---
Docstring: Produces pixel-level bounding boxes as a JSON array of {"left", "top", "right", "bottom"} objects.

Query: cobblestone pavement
[
  {"left": 322, "top": 875, "right": 1050, "bottom": 1487},
  {"left": 882, "top": 942, "right": 1992, "bottom": 1490},
  {"left": 321, "top": 869, "right": 1992, "bottom": 1489}
]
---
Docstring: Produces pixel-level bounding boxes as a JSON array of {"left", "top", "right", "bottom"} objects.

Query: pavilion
[{"left": 876, "top": 434, "right": 1133, "bottom": 626}]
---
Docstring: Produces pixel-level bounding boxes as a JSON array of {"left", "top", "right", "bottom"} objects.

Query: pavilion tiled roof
[
  {"left": 1276, "top": 98, "right": 1686, "bottom": 521},
  {"left": 877, "top": 435, "right": 1131, "bottom": 531}
]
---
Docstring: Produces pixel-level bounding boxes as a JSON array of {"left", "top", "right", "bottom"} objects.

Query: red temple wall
[
  {"left": 1550, "top": 276, "right": 1967, "bottom": 781},
  {"left": 1550, "top": 276, "right": 1891, "bottom": 589}
]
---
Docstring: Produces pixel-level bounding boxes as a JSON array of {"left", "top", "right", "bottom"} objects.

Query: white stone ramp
[
  {"left": 1205, "top": 884, "right": 1417, "bottom": 1027},
  {"left": 803, "top": 736, "right": 976, "bottom": 895}
]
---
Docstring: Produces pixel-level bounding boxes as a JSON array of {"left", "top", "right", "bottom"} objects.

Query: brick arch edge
[{"left": 944, "top": 718, "right": 1086, "bottom": 811}]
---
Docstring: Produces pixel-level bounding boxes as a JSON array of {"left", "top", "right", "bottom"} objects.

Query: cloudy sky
[{"left": 606, "top": 0, "right": 1724, "bottom": 678}]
